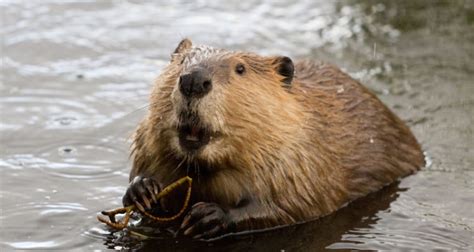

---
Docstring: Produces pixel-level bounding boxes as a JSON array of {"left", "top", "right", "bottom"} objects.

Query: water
[{"left": 1, "top": 0, "right": 473, "bottom": 251}]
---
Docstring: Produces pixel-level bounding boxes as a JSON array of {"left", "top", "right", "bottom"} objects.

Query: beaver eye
[{"left": 235, "top": 63, "right": 246, "bottom": 75}]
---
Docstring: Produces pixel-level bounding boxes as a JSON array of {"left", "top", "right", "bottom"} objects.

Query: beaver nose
[{"left": 179, "top": 69, "right": 212, "bottom": 99}]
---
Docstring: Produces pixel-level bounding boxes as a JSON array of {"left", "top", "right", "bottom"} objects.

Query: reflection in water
[{"left": 1, "top": 0, "right": 473, "bottom": 251}]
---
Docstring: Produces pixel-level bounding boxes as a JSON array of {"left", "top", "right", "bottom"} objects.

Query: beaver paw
[
  {"left": 180, "top": 202, "right": 235, "bottom": 239},
  {"left": 122, "top": 176, "right": 160, "bottom": 212}
]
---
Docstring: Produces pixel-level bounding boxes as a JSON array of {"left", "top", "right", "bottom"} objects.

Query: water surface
[{"left": 1, "top": 0, "right": 473, "bottom": 251}]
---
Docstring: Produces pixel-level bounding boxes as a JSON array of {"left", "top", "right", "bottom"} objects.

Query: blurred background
[{"left": 1, "top": 0, "right": 473, "bottom": 250}]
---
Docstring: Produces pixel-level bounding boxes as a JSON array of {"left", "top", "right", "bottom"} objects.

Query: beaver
[{"left": 122, "top": 39, "right": 425, "bottom": 239}]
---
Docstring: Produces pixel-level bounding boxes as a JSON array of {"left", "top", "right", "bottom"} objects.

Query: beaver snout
[{"left": 179, "top": 68, "right": 212, "bottom": 99}]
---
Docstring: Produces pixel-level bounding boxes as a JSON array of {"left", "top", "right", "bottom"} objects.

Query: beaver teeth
[
  {"left": 185, "top": 126, "right": 200, "bottom": 141},
  {"left": 178, "top": 124, "right": 211, "bottom": 151},
  {"left": 185, "top": 135, "right": 199, "bottom": 142}
]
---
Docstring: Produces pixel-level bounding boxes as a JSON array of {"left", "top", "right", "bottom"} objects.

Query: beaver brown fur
[{"left": 122, "top": 39, "right": 425, "bottom": 239}]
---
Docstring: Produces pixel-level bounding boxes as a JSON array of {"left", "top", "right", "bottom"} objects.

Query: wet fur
[{"left": 130, "top": 41, "right": 425, "bottom": 231}]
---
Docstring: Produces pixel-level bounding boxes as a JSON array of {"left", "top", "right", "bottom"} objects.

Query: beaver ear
[
  {"left": 273, "top": 56, "right": 294, "bottom": 85},
  {"left": 171, "top": 38, "right": 192, "bottom": 62},
  {"left": 173, "top": 38, "right": 192, "bottom": 54}
]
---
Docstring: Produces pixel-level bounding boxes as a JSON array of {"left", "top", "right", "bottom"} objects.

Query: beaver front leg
[
  {"left": 122, "top": 176, "right": 161, "bottom": 212},
  {"left": 179, "top": 202, "right": 236, "bottom": 239},
  {"left": 180, "top": 198, "right": 276, "bottom": 239}
]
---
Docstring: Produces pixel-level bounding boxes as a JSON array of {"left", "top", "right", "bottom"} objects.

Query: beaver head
[{"left": 149, "top": 39, "right": 304, "bottom": 168}]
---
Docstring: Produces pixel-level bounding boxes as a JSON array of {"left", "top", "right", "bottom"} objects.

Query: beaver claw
[
  {"left": 122, "top": 176, "right": 160, "bottom": 212},
  {"left": 179, "top": 202, "right": 235, "bottom": 239}
]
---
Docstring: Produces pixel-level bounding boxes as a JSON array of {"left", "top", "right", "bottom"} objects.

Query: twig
[{"left": 97, "top": 176, "right": 193, "bottom": 230}]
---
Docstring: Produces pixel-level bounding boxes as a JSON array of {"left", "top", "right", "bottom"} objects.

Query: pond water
[{"left": 1, "top": 0, "right": 473, "bottom": 251}]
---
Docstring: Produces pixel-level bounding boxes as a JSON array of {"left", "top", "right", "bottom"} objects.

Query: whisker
[
  {"left": 193, "top": 161, "right": 197, "bottom": 177},
  {"left": 197, "top": 161, "right": 201, "bottom": 184},
  {"left": 119, "top": 101, "right": 162, "bottom": 120},
  {"left": 170, "top": 156, "right": 186, "bottom": 177},
  {"left": 186, "top": 155, "right": 191, "bottom": 176}
]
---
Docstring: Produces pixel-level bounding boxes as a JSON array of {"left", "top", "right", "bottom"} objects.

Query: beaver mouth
[{"left": 178, "top": 124, "right": 211, "bottom": 151}]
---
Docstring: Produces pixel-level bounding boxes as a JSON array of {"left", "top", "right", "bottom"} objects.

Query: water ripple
[
  {"left": 1, "top": 202, "right": 92, "bottom": 250},
  {"left": 2, "top": 140, "right": 129, "bottom": 179}
]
